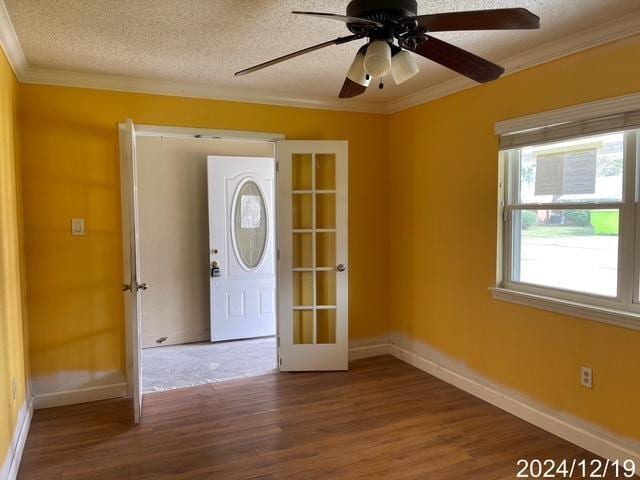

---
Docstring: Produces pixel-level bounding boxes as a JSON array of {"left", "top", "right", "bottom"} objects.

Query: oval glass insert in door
[{"left": 232, "top": 179, "right": 268, "bottom": 270}]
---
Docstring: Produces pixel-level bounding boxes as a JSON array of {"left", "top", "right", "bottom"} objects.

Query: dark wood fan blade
[
  {"left": 235, "top": 35, "right": 359, "bottom": 76},
  {"left": 292, "top": 11, "right": 383, "bottom": 27},
  {"left": 410, "top": 35, "right": 505, "bottom": 83},
  {"left": 414, "top": 8, "right": 540, "bottom": 31},
  {"left": 339, "top": 78, "right": 368, "bottom": 99},
  {"left": 339, "top": 46, "right": 369, "bottom": 99}
]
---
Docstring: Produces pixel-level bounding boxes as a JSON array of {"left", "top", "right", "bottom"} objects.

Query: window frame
[{"left": 497, "top": 129, "right": 640, "bottom": 319}]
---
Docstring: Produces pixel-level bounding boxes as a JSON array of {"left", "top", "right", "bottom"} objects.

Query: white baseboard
[
  {"left": 348, "top": 342, "right": 390, "bottom": 361},
  {"left": 9, "top": 342, "right": 637, "bottom": 476},
  {"left": 31, "top": 345, "right": 383, "bottom": 410},
  {"left": 389, "top": 343, "right": 640, "bottom": 469},
  {"left": 0, "top": 399, "right": 33, "bottom": 480},
  {"left": 34, "top": 382, "right": 128, "bottom": 410}
]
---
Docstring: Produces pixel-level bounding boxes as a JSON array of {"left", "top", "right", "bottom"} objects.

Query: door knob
[
  {"left": 336, "top": 264, "right": 346, "bottom": 272},
  {"left": 136, "top": 283, "right": 148, "bottom": 291}
]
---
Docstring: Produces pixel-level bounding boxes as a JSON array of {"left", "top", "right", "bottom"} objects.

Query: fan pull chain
[{"left": 379, "top": 79, "right": 384, "bottom": 90}]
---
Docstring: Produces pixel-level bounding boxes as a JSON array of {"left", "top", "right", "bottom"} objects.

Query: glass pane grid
[{"left": 292, "top": 152, "right": 337, "bottom": 345}]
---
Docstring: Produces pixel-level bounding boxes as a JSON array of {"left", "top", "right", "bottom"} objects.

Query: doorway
[
  {"left": 120, "top": 122, "right": 350, "bottom": 423},
  {"left": 135, "top": 134, "right": 278, "bottom": 392}
]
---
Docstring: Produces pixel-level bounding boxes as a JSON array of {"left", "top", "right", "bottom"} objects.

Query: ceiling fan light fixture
[
  {"left": 364, "top": 40, "right": 391, "bottom": 78},
  {"left": 391, "top": 50, "right": 419, "bottom": 85},
  {"left": 235, "top": 3, "right": 540, "bottom": 99},
  {"left": 346, "top": 52, "right": 371, "bottom": 87}
]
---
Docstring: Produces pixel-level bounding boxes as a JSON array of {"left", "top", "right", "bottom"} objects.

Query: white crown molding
[
  {"left": 1, "top": 0, "right": 639, "bottom": 115},
  {"left": 0, "top": 0, "right": 384, "bottom": 114},
  {"left": 387, "top": 10, "right": 640, "bottom": 114},
  {"left": 0, "top": 0, "right": 26, "bottom": 77},
  {"left": 21, "top": 67, "right": 388, "bottom": 114}
]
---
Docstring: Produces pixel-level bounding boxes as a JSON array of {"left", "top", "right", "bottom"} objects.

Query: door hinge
[
  {"left": 277, "top": 336, "right": 280, "bottom": 347},
  {"left": 276, "top": 162, "right": 279, "bottom": 173},
  {"left": 277, "top": 249, "right": 280, "bottom": 261},
  {"left": 279, "top": 357, "right": 282, "bottom": 366}
]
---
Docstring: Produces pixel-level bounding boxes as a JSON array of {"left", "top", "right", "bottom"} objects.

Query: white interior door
[
  {"left": 121, "top": 119, "right": 144, "bottom": 423},
  {"left": 208, "top": 156, "right": 277, "bottom": 342},
  {"left": 277, "top": 141, "right": 349, "bottom": 371}
]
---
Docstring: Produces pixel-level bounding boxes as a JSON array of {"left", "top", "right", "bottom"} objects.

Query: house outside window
[{"left": 495, "top": 104, "right": 640, "bottom": 329}]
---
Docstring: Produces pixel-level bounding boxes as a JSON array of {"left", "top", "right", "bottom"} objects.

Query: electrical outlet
[
  {"left": 580, "top": 367, "right": 593, "bottom": 389},
  {"left": 12, "top": 377, "right": 17, "bottom": 401}
]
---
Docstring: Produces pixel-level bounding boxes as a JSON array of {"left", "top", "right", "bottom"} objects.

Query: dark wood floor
[{"left": 19, "top": 356, "right": 612, "bottom": 479}]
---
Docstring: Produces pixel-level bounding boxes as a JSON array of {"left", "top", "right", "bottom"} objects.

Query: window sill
[{"left": 490, "top": 287, "right": 640, "bottom": 332}]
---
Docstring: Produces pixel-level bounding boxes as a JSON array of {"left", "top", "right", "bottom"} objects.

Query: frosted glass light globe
[
  {"left": 391, "top": 50, "right": 419, "bottom": 84},
  {"left": 346, "top": 52, "right": 370, "bottom": 87},
  {"left": 364, "top": 40, "right": 391, "bottom": 78}
]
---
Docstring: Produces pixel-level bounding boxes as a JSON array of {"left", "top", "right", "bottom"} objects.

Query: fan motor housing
[{"left": 346, "top": 0, "right": 418, "bottom": 21}]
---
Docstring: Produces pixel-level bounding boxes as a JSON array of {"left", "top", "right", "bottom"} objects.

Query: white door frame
[
  {"left": 277, "top": 141, "right": 349, "bottom": 371},
  {"left": 118, "top": 123, "right": 285, "bottom": 399}
]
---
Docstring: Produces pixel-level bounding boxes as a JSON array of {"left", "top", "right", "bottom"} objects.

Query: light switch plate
[{"left": 71, "top": 218, "right": 85, "bottom": 236}]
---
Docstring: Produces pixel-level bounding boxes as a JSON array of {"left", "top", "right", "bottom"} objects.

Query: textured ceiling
[{"left": 5, "top": 0, "right": 640, "bottom": 104}]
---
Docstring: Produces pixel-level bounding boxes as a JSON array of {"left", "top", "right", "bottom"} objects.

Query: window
[
  {"left": 232, "top": 179, "right": 268, "bottom": 270},
  {"left": 499, "top": 128, "right": 640, "bottom": 320}
]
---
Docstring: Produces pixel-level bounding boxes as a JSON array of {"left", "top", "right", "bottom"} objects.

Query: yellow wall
[
  {"left": 15, "top": 29, "right": 640, "bottom": 444},
  {"left": 19, "top": 86, "right": 390, "bottom": 385},
  {"left": 389, "top": 34, "right": 640, "bottom": 441},
  {"left": 0, "top": 48, "right": 29, "bottom": 466}
]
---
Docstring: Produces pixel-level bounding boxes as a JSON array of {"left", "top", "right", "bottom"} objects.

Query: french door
[
  {"left": 120, "top": 133, "right": 349, "bottom": 424},
  {"left": 277, "top": 141, "right": 349, "bottom": 371},
  {"left": 120, "top": 119, "right": 144, "bottom": 423}
]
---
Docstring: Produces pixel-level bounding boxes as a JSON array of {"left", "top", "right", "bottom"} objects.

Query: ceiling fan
[{"left": 235, "top": 0, "right": 540, "bottom": 99}]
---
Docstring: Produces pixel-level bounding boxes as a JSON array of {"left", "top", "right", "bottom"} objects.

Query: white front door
[
  {"left": 277, "top": 141, "right": 349, "bottom": 371},
  {"left": 207, "top": 156, "right": 277, "bottom": 342},
  {"left": 120, "top": 119, "right": 144, "bottom": 423}
]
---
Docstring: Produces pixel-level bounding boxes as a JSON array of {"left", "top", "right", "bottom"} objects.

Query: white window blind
[{"left": 499, "top": 110, "right": 640, "bottom": 150}]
